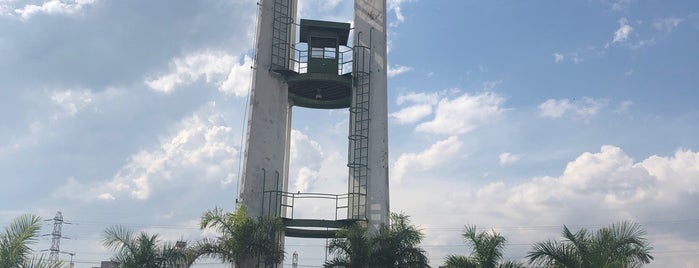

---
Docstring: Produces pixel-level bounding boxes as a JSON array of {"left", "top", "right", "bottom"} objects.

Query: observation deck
[{"left": 272, "top": 19, "right": 353, "bottom": 109}]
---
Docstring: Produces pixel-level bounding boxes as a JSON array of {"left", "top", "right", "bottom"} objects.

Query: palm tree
[
  {"left": 198, "top": 205, "right": 284, "bottom": 267},
  {"left": 527, "top": 221, "right": 653, "bottom": 268},
  {"left": 324, "top": 223, "right": 372, "bottom": 268},
  {"left": 372, "top": 213, "right": 430, "bottom": 267},
  {"left": 103, "top": 225, "right": 192, "bottom": 267},
  {"left": 444, "top": 225, "right": 524, "bottom": 268},
  {"left": 0, "top": 214, "right": 64, "bottom": 268},
  {"left": 324, "top": 213, "right": 430, "bottom": 268}
]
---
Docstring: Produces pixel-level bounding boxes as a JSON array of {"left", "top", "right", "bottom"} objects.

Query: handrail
[
  {"left": 262, "top": 189, "right": 366, "bottom": 221},
  {"left": 284, "top": 44, "right": 353, "bottom": 75}
]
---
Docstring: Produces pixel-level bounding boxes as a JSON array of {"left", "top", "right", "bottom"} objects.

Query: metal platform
[
  {"left": 286, "top": 72, "right": 352, "bottom": 109},
  {"left": 282, "top": 218, "right": 360, "bottom": 238}
]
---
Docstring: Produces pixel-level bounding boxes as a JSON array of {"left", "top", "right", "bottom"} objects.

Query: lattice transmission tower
[
  {"left": 44, "top": 211, "right": 72, "bottom": 266},
  {"left": 292, "top": 251, "right": 298, "bottom": 268}
]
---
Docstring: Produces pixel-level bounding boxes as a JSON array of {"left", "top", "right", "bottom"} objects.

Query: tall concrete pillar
[
  {"left": 353, "top": 0, "right": 390, "bottom": 232},
  {"left": 240, "top": 0, "right": 296, "bottom": 219},
  {"left": 238, "top": 0, "right": 296, "bottom": 266}
]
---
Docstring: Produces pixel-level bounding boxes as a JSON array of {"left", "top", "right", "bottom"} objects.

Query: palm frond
[
  {"left": 198, "top": 205, "right": 285, "bottom": 266},
  {"left": 102, "top": 225, "right": 136, "bottom": 253},
  {"left": 444, "top": 255, "right": 478, "bottom": 268},
  {"left": 527, "top": 239, "right": 578, "bottom": 267},
  {"left": 0, "top": 214, "right": 43, "bottom": 267},
  {"left": 529, "top": 222, "right": 654, "bottom": 268},
  {"left": 498, "top": 260, "right": 526, "bottom": 268},
  {"left": 22, "top": 255, "right": 66, "bottom": 268},
  {"left": 599, "top": 221, "right": 654, "bottom": 266}
]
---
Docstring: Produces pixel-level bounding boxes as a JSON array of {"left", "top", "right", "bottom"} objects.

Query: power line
[{"left": 56, "top": 216, "right": 699, "bottom": 232}]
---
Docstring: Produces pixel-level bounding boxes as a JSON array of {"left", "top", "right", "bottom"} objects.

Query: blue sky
[{"left": 1, "top": 0, "right": 698, "bottom": 267}]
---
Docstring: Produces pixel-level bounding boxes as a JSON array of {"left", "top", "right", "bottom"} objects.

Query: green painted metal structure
[
  {"left": 273, "top": 18, "right": 353, "bottom": 109},
  {"left": 266, "top": 1, "right": 372, "bottom": 239}
]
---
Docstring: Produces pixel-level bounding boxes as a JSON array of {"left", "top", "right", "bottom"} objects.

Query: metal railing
[
  {"left": 262, "top": 189, "right": 367, "bottom": 221},
  {"left": 284, "top": 44, "right": 353, "bottom": 75}
]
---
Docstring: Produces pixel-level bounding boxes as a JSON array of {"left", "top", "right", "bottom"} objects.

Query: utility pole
[{"left": 66, "top": 252, "right": 75, "bottom": 268}]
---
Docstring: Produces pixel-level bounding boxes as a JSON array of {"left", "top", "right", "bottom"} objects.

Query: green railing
[
  {"left": 263, "top": 188, "right": 367, "bottom": 221},
  {"left": 284, "top": 44, "right": 353, "bottom": 75}
]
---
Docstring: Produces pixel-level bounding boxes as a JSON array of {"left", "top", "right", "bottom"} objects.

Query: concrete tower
[
  {"left": 351, "top": 0, "right": 390, "bottom": 232},
  {"left": 239, "top": 0, "right": 388, "bottom": 263}
]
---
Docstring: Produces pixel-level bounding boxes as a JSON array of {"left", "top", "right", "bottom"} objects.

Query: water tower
[{"left": 238, "top": 0, "right": 388, "bottom": 264}]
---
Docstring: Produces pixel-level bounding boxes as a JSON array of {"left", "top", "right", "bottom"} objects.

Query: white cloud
[
  {"left": 401, "top": 146, "right": 699, "bottom": 267},
  {"left": 219, "top": 56, "right": 253, "bottom": 96},
  {"left": 112, "top": 110, "right": 236, "bottom": 199},
  {"left": 629, "top": 38, "right": 655, "bottom": 50},
  {"left": 551, "top": 52, "right": 583, "bottom": 64},
  {"left": 391, "top": 92, "right": 440, "bottom": 124},
  {"left": 49, "top": 89, "right": 94, "bottom": 119},
  {"left": 14, "top": 0, "right": 96, "bottom": 20},
  {"left": 641, "top": 149, "right": 699, "bottom": 201},
  {"left": 0, "top": 1, "right": 13, "bottom": 16},
  {"left": 613, "top": 18, "right": 633, "bottom": 43},
  {"left": 319, "top": 0, "right": 341, "bottom": 11},
  {"left": 538, "top": 97, "right": 609, "bottom": 119},
  {"left": 624, "top": 69, "right": 634, "bottom": 76},
  {"left": 97, "top": 193, "right": 115, "bottom": 201},
  {"left": 388, "top": 0, "right": 415, "bottom": 27},
  {"left": 289, "top": 129, "right": 323, "bottom": 192},
  {"left": 553, "top": 52, "right": 564, "bottom": 63},
  {"left": 574, "top": 98, "right": 609, "bottom": 117},
  {"left": 387, "top": 64, "right": 412, "bottom": 77},
  {"left": 610, "top": 0, "right": 630, "bottom": 12},
  {"left": 54, "top": 102, "right": 238, "bottom": 200},
  {"left": 390, "top": 104, "right": 432, "bottom": 124},
  {"left": 510, "top": 145, "right": 695, "bottom": 213},
  {"left": 560, "top": 146, "right": 648, "bottom": 195},
  {"left": 392, "top": 136, "right": 463, "bottom": 183},
  {"left": 290, "top": 130, "right": 323, "bottom": 165},
  {"left": 396, "top": 92, "right": 440, "bottom": 106},
  {"left": 615, "top": 100, "right": 633, "bottom": 113},
  {"left": 538, "top": 99, "right": 570, "bottom": 118},
  {"left": 298, "top": 0, "right": 346, "bottom": 19},
  {"left": 653, "top": 17, "right": 684, "bottom": 32},
  {"left": 293, "top": 167, "right": 319, "bottom": 193},
  {"left": 499, "top": 152, "right": 521, "bottom": 166},
  {"left": 510, "top": 145, "right": 699, "bottom": 208},
  {"left": 416, "top": 92, "right": 505, "bottom": 135},
  {"left": 146, "top": 51, "right": 252, "bottom": 97}
]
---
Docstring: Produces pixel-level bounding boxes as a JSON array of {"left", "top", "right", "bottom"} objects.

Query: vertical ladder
[
  {"left": 261, "top": 169, "right": 283, "bottom": 218},
  {"left": 347, "top": 45, "right": 371, "bottom": 220},
  {"left": 260, "top": 171, "right": 284, "bottom": 268},
  {"left": 271, "top": 0, "right": 293, "bottom": 71}
]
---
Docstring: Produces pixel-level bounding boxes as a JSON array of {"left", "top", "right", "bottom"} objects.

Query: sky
[{"left": 1, "top": 0, "right": 698, "bottom": 267}]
